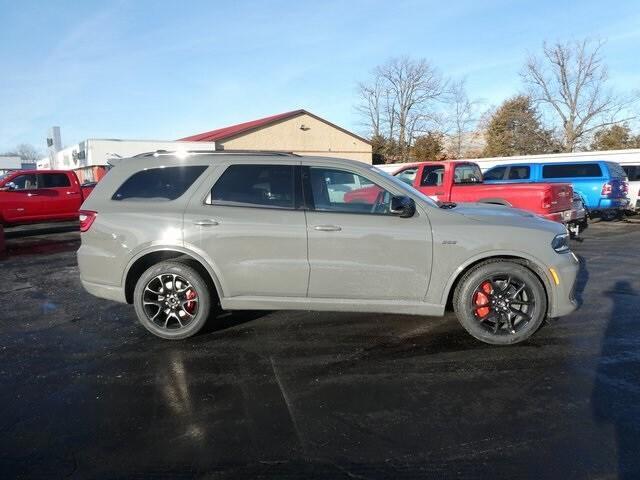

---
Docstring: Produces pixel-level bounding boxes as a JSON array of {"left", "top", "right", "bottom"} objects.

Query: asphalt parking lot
[{"left": 1, "top": 221, "right": 639, "bottom": 479}]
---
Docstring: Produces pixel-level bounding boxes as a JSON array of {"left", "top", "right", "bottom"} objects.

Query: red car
[
  {"left": 346, "top": 161, "right": 578, "bottom": 226},
  {"left": 0, "top": 169, "right": 95, "bottom": 227}
]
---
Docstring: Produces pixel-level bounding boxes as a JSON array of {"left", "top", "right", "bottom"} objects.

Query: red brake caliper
[
  {"left": 473, "top": 281, "right": 493, "bottom": 318},
  {"left": 185, "top": 289, "right": 197, "bottom": 314}
]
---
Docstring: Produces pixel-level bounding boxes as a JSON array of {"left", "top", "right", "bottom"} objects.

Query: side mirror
[{"left": 390, "top": 195, "right": 416, "bottom": 218}]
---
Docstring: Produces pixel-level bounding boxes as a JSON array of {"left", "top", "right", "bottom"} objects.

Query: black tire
[
  {"left": 133, "top": 261, "right": 212, "bottom": 340},
  {"left": 453, "top": 260, "right": 547, "bottom": 345}
]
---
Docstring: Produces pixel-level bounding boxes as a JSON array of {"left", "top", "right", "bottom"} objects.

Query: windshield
[{"left": 370, "top": 166, "right": 438, "bottom": 207}]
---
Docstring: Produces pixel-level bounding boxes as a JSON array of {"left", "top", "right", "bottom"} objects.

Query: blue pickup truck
[{"left": 483, "top": 161, "right": 629, "bottom": 220}]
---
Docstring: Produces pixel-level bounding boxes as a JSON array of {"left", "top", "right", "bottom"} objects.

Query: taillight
[
  {"left": 79, "top": 210, "right": 97, "bottom": 232},
  {"left": 541, "top": 191, "right": 552, "bottom": 210},
  {"left": 623, "top": 182, "right": 629, "bottom": 195},
  {"left": 601, "top": 182, "right": 612, "bottom": 196}
]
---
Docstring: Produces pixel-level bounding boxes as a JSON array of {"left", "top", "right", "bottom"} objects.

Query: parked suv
[
  {"left": 78, "top": 152, "right": 579, "bottom": 345},
  {"left": 483, "top": 161, "right": 629, "bottom": 220}
]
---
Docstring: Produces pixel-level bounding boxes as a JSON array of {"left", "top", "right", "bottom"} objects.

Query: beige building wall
[{"left": 218, "top": 113, "right": 372, "bottom": 164}]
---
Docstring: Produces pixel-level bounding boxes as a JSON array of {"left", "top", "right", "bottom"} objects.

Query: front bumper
[{"left": 548, "top": 251, "right": 580, "bottom": 318}]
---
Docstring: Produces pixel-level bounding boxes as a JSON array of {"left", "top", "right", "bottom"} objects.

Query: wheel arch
[
  {"left": 123, "top": 248, "right": 223, "bottom": 304},
  {"left": 477, "top": 198, "right": 512, "bottom": 207},
  {"left": 443, "top": 254, "right": 552, "bottom": 312}
]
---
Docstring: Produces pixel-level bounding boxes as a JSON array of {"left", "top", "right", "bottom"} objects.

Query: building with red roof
[{"left": 179, "top": 109, "right": 372, "bottom": 163}]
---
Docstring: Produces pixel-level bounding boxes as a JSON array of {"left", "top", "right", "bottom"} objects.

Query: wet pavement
[{"left": 1, "top": 222, "right": 639, "bottom": 479}]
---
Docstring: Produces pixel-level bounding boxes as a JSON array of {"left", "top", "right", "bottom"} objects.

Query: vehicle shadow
[
  {"left": 3, "top": 222, "right": 79, "bottom": 239},
  {"left": 591, "top": 280, "right": 640, "bottom": 479},
  {"left": 1, "top": 237, "right": 80, "bottom": 259},
  {"left": 199, "top": 309, "right": 273, "bottom": 335},
  {"left": 574, "top": 254, "right": 589, "bottom": 307}
]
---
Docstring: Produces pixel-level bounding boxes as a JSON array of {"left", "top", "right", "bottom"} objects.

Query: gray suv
[{"left": 78, "top": 152, "right": 579, "bottom": 345}]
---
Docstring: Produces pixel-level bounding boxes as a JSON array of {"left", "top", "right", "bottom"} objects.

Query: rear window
[
  {"left": 453, "top": 164, "right": 482, "bottom": 184},
  {"left": 623, "top": 166, "right": 640, "bottom": 181},
  {"left": 542, "top": 163, "right": 602, "bottom": 178},
  {"left": 483, "top": 166, "right": 506, "bottom": 181},
  {"left": 208, "top": 164, "right": 294, "bottom": 209},
  {"left": 112, "top": 166, "right": 207, "bottom": 201}
]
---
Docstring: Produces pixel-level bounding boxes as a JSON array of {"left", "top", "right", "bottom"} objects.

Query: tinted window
[
  {"left": 308, "top": 167, "right": 393, "bottom": 214},
  {"left": 542, "top": 163, "right": 602, "bottom": 178},
  {"left": 113, "top": 166, "right": 207, "bottom": 201},
  {"left": 623, "top": 166, "right": 640, "bottom": 181},
  {"left": 483, "top": 166, "right": 506, "bottom": 181},
  {"left": 38, "top": 173, "right": 70, "bottom": 188},
  {"left": 210, "top": 164, "right": 294, "bottom": 208},
  {"left": 9, "top": 174, "right": 37, "bottom": 190},
  {"left": 395, "top": 167, "right": 418, "bottom": 186},
  {"left": 508, "top": 166, "right": 530, "bottom": 180},
  {"left": 453, "top": 164, "right": 482, "bottom": 184},
  {"left": 421, "top": 165, "right": 444, "bottom": 186}
]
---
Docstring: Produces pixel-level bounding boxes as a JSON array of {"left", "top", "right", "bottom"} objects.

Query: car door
[
  {"left": 304, "top": 165, "right": 432, "bottom": 301},
  {"left": 183, "top": 162, "right": 309, "bottom": 298},
  {"left": 0, "top": 173, "right": 41, "bottom": 222},
  {"left": 36, "top": 172, "right": 80, "bottom": 218}
]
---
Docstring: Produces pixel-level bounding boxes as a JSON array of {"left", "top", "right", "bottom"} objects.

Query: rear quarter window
[
  {"left": 483, "top": 166, "right": 506, "bottom": 181},
  {"left": 542, "top": 163, "right": 602, "bottom": 178},
  {"left": 112, "top": 166, "right": 207, "bottom": 201},
  {"left": 622, "top": 166, "right": 640, "bottom": 181}
]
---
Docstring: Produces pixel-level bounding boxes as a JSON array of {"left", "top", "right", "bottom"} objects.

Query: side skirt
[{"left": 221, "top": 296, "right": 446, "bottom": 317}]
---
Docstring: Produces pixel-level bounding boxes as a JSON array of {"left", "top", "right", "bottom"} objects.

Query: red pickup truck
[
  {"left": 0, "top": 170, "right": 95, "bottom": 227},
  {"left": 346, "top": 161, "right": 578, "bottom": 226}
]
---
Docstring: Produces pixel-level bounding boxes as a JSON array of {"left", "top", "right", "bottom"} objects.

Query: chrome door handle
[
  {"left": 27, "top": 193, "right": 39, "bottom": 197},
  {"left": 193, "top": 219, "right": 219, "bottom": 226},
  {"left": 66, "top": 191, "right": 80, "bottom": 195},
  {"left": 313, "top": 225, "right": 342, "bottom": 232}
]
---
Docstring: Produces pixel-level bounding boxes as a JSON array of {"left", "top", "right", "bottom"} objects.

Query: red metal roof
[
  {"left": 179, "top": 109, "right": 306, "bottom": 142},
  {"left": 178, "top": 109, "right": 370, "bottom": 144}
]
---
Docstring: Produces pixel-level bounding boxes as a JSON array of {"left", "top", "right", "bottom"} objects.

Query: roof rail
[{"left": 132, "top": 149, "right": 299, "bottom": 158}]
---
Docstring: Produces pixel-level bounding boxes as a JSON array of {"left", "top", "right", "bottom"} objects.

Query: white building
[{"left": 37, "top": 138, "right": 217, "bottom": 170}]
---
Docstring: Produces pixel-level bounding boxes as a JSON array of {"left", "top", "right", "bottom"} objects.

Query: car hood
[{"left": 448, "top": 202, "right": 566, "bottom": 234}]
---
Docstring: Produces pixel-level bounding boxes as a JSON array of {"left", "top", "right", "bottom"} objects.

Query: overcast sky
[{"left": 1, "top": 0, "right": 639, "bottom": 152}]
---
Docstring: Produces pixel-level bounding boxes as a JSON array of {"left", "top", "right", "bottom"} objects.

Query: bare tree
[
  {"left": 522, "top": 39, "right": 636, "bottom": 152},
  {"left": 356, "top": 57, "right": 448, "bottom": 161},
  {"left": 444, "top": 79, "right": 480, "bottom": 158},
  {"left": 355, "top": 78, "right": 384, "bottom": 138},
  {"left": 15, "top": 144, "right": 41, "bottom": 162}
]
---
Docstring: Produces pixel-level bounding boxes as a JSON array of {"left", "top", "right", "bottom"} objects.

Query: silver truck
[{"left": 77, "top": 151, "right": 579, "bottom": 345}]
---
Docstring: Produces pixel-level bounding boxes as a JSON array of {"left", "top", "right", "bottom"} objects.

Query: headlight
[{"left": 551, "top": 233, "right": 570, "bottom": 253}]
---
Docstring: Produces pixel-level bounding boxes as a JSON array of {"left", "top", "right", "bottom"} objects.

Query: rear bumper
[
  {"left": 81, "top": 279, "right": 127, "bottom": 303},
  {"left": 594, "top": 198, "right": 630, "bottom": 211},
  {"left": 543, "top": 208, "right": 585, "bottom": 224}
]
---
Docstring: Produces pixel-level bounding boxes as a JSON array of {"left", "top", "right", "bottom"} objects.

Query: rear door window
[
  {"left": 209, "top": 164, "right": 294, "bottom": 209},
  {"left": 483, "top": 167, "right": 506, "bottom": 181},
  {"left": 420, "top": 165, "right": 444, "bottom": 186},
  {"left": 542, "top": 163, "right": 602, "bottom": 178},
  {"left": 38, "top": 173, "right": 71, "bottom": 188},
  {"left": 113, "top": 166, "right": 207, "bottom": 201},
  {"left": 507, "top": 166, "right": 531, "bottom": 180}
]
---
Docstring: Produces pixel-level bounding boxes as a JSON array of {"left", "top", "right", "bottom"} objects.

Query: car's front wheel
[
  {"left": 453, "top": 260, "right": 547, "bottom": 345},
  {"left": 133, "top": 261, "right": 212, "bottom": 339}
]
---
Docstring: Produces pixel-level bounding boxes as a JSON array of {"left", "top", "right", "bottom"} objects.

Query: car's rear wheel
[
  {"left": 133, "top": 261, "right": 212, "bottom": 339},
  {"left": 453, "top": 260, "right": 547, "bottom": 345}
]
